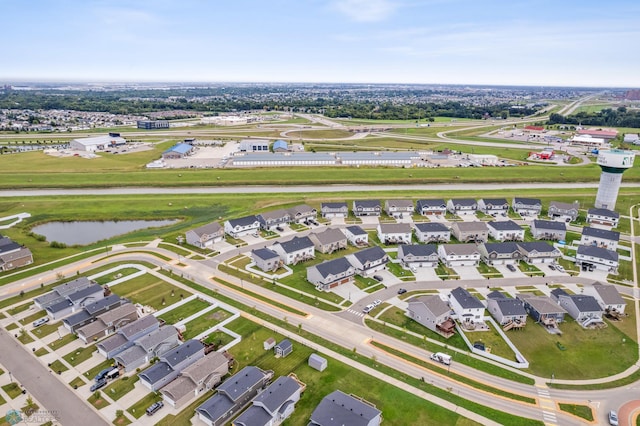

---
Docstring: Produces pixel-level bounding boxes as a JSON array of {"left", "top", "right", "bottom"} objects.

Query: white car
[
  {"left": 555, "top": 265, "right": 565, "bottom": 273},
  {"left": 32, "top": 317, "right": 49, "bottom": 328},
  {"left": 373, "top": 299, "right": 382, "bottom": 307}
]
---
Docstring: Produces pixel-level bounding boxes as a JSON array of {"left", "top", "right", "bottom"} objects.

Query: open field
[
  {"left": 157, "top": 297, "right": 210, "bottom": 324},
  {"left": 110, "top": 273, "right": 191, "bottom": 310}
]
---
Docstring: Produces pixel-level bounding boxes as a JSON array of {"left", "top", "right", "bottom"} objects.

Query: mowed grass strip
[
  {"left": 181, "top": 307, "right": 232, "bottom": 340},
  {"left": 370, "top": 341, "right": 536, "bottom": 404},
  {"left": 127, "top": 392, "right": 163, "bottom": 419},
  {"left": 19, "top": 309, "right": 47, "bottom": 325},
  {"left": 49, "top": 333, "right": 78, "bottom": 351},
  {"left": 104, "top": 375, "right": 139, "bottom": 401},
  {"left": 157, "top": 298, "right": 211, "bottom": 325},
  {"left": 62, "top": 345, "right": 97, "bottom": 367},
  {"left": 113, "top": 273, "right": 191, "bottom": 311}
]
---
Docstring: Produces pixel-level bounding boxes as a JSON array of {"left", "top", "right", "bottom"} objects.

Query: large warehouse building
[{"left": 70, "top": 133, "right": 126, "bottom": 152}]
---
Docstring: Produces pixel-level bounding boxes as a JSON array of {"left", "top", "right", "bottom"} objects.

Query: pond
[{"left": 32, "top": 220, "right": 178, "bottom": 246}]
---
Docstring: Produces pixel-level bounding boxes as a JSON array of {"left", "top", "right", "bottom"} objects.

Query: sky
[{"left": 2, "top": 0, "right": 639, "bottom": 87}]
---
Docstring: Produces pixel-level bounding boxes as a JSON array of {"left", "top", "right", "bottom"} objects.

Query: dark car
[
  {"left": 146, "top": 401, "right": 164, "bottom": 416},
  {"left": 373, "top": 275, "right": 383, "bottom": 282},
  {"left": 90, "top": 379, "right": 107, "bottom": 392},
  {"left": 548, "top": 264, "right": 556, "bottom": 270},
  {"left": 94, "top": 366, "right": 116, "bottom": 382},
  {"left": 397, "top": 288, "right": 407, "bottom": 294},
  {"left": 276, "top": 226, "right": 284, "bottom": 232},
  {"left": 506, "top": 264, "right": 516, "bottom": 272}
]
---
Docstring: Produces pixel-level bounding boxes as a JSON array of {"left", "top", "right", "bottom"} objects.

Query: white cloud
[{"left": 332, "top": 0, "right": 397, "bottom": 22}]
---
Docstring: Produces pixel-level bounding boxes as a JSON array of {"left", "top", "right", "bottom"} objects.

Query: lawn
[
  {"left": 93, "top": 267, "right": 143, "bottom": 285},
  {"left": 69, "top": 376, "right": 87, "bottom": 389},
  {"left": 62, "top": 344, "right": 97, "bottom": 367},
  {"left": 103, "top": 376, "right": 139, "bottom": 401},
  {"left": 157, "top": 298, "right": 211, "bottom": 325},
  {"left": 31, "top": 321, "right": 62, "bottom": 338},
  {"left": 34, "top": 347, "right": 49, "bottom": 357},
  {"left": 224, "top": 316, "right": 478, "bottom": 426},
  {"left": 182, "top": 307, "right": 233, "bottom": 339},
  {"left": 127, "top": 392, "right": 163, "bottom": 419},
  {"left": 464, "top": 322, "right": 517, "bottom": 361},
  {"left": 17, "top": 330, "right": 34, "bottom": 344},
  {"left": 559, "top": 403, "right": 593, "bottom": 421},
  {"left": 18, "top": 309, "right": 47, "bottom": 325},
  {"left": 202, "top": 330, "right": 236, "bottom": 349},
  {"left": 508, "top": 318, "right": 638, "bottom": 379},
  {"left": 7, "top": 302, "right": 32, "bottom": 316},
  {"left": 84, "top": 359, "right": 115, "bottom": 381},
  {"left": 48, "top": 359, "right": 68, "bottom": 374},
  {"left": 48, "top": 333, "right": 77, "bottom": 350},
  {"left": 1, "top": 383, "right": 22, "bottom": 399},
  {"left": 88, "top": 391, "right": 110, "bottom": 409},
  {"left": 112, "top": 273, "right": 191, "bottom": 310}
]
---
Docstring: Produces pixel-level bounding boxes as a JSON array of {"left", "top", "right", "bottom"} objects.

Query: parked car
[
  {"left": 90, "top": 379, "right": 107, "bottom": 392},
  {"left": 372, "top": 299, "right": 382, "bottom": 307},
  {"left": 555, "top": 264, "right": 565, "bottom": 273},
  {"left": 362, "top": 304, "right": 374, "bottom": 314},
  {"left": 373, "top": 275, "right": 383, "bottom": 282},
  {"left": 94, "top": 366, "right": 117, "bottom": 382},
  {"left": 608, "top": 410, "right": 618, "bottom": 426},
  {"left": 548, "top": 264, "right": 556, "bottom": 270},
  {"left": 506, "top": 264, "right": 516, "bottom": 272},
  {"left": 32, "top": 317, "right": 49, "bottom": 328},
  {"left": 397, "top": 288, "right": 407, "bottom": 294},
  {"left": 146, "top": 401, "right": 164, "bottom": 416},
  {"left": 276, "top": 226, "right": 284, "bottom": 232}
]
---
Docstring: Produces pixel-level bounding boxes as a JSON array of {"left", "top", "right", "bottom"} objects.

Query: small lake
[{"left": 32, "top": 220, "right": 178, "bottom": 245}]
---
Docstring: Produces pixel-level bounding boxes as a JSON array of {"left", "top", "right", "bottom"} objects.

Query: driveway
[
  {"left": 240, "top": 234, "right": 265, "bottom": 245},
  {"left": 578, "top": 268, "right": 611, "bottom": 281},
  {"left": 494, "top": 264, "right": 526, "bottom": 278},
  {"left": 377, "top": 269, "right": 402, "bottom": 285},
  {"left": 359, "top": 216, "right": 380, "bottom": 225},
  {"left": 331, "top": 282, "right": 368, "bottom": 303},
  {"left": 452, "top": 265, "right": 485, "bottom": 280},
  {"left": 414, "top": 267, "right": 441, "bottom": 281}
]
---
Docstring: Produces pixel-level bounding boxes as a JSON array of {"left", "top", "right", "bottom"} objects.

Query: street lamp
[{"left": 8, "top": 371, "right": 12, "bottom": 383}]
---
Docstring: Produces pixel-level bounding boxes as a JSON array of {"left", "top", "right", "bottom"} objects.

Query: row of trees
[{"left": 548, "top": 107, "right": 640, "bottom": 128}]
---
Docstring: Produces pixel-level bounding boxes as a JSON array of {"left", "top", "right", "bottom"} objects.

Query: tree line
[{"left": 547, "top": 107, "right": 640, "bottom": 128}]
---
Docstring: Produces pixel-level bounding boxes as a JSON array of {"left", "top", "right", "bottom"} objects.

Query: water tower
[{"left": 595, "top": 149, "right": 636, "bottom": 210}]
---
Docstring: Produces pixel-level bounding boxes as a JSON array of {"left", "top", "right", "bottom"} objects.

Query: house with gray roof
[
  {"left": 516, "top": 293, "right": 566, "bottom": 327},
  {"left": 486, "top": 292, "right": 527, "bottom": 328},
  {"left": 548, "top": 201, "right": 580, "bottom": 222},
  {"left": 346, "top": 246, "right": 389, "bottom": 277},
  {"left": 551, "top": 289, "right": 604, "bottom": 327},
  {"left": 576, "top": 245, "right": 619, "bottom": 272},
  {"left": 45, "top": 284, "right": 105, "bottom": 320},
  {"left": 114, "top": 326, "right": 180, "bottom": 372},
  {"left": 448, "top": 287, "right": 485, "bottom": 328},
  {"left": 34, "top": 277, "right": 95, "bottom": 310},
  {"left": 384, "top": 199, "right": 413, "bottom": 218},
  {"left": 270, "top": 236, "right": 315, "bottom": 265},
  {"left": 308, "top": 228, "right": 347, "bottom": 254},
  {"left": 224, "top": 215, "right": 261, "bottom": 238},
  {"left": 257, "top": 209, "right": 290, "bottom": 231},
  {"left": 478, "top": 198, "right": 509, "bottom": 216},
  {"left": 309, "top": 390, "right": 382, "bottom": 426},
  {"left": 437, "top": 243, "right": 481, "bottom": 267},
  {"left": 487, "top": 220, "right": 524, "bottom": 242},
  {"left": 161, "top": 351, "right": 229, "bottom": 409},
  {"left": 251, "top": 248, "right": 281, "bottom": 272},
  {"left": 138, "top": 339, "right": 205, "bottom": 391},
  {"left": 414, "top": 222, "right": 450, "bottom": 243},
  {"left": 406, "top": 295, "right": 455, "bottom": 338},
  {"left": 287, "top": 204, "right": 317, "bottom": 224},
  {"left": 344, "top": 225, "right": 368, "bottom": 246},
  {"left": 397, "top": 244, "right": 439, "bottom": 268},
  {"left": 587, "top": 208, "right": 619, "bottom": 228},
  {"left": 580, "top": 226, "right": 620, "bottom": 250},
  {"left": 321, "top": 202, "right": 348, "bottom": 218},
  {"left": 76, "top": 303, "right": 138, "bottom": 343},
  {"left": 584, "top": 282, "right": 626, "bottom": 315},
  {"left": 512, "top": 197, "right": 542, "bottom": 217},
  {"left": 97, "top": 314, "right": 160, "bottom": 359},
  {"left": 530, "top": 219, "right": 566, "bottom": 241},
  {"left": 416, "top": 199, "right": 447, "bottom": 216},
  {"left": 196, "top": 366, "right": 274, "bottom": 426},
  {"left": 377, "top": 223, "right": 412, "bottom": 245},
  {"left": 233, "top": 375, "right": 304, "bottom": 426},
  {"left": 516, "top": 242, "right": 561, "bottom": 264},
  {"left": 450, "top": 221, "right": 488, "bottom": 243},
  {"left": 185, "top": 222, "right": 224, "bottom": 248},
  {"left": 447, "top": 198, "right": 477, "bottom": 216},
  {"left": 352, "top": 200, "right": 381, "bottom": 217},
  {"left": 0, "top": 236, "right": 33, "bottom": 272},
  {"left": 478, "top": 242, "right": 522, "bottom": 266},
  {"left": 306, "top": 257, "right": 355, "bottom": 291},
  {"left": 62, "top": 294, "right": 124, "bottom": 333}
]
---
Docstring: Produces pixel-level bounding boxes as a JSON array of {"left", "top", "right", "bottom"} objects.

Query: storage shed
[
  {"left": 274, "top": 339, "right": 293, "bottom": 358},
  {"left": 263, "top": 337, "right": 276, "bottom": 351},
  {"left": 308, "top": 353, "right": 327, "bottom": 372}
]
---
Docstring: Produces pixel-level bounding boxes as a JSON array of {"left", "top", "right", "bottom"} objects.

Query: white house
[
  {"left": 271, "top": 236, "right": 315, "bottom": 265},
  {"left": 576, "top": 245, "right": 618, "bottom": 272},
  {"left": 447, "top": 198, "right": 477, "bottom": 216},
  {"left": 437, "top": 243, "right": 481, "bottom": 267},
  {"left": 579, "top": 227, "right": 620, "bottom": 251},
  {"left": 397, "top": 244, "right": 439, "bottom": 268},
  {"left": 512, "top": 197, "right": 542, "bottom": 217},
  {"left": 306, "top": 257, "right": 355, "bottom": 291},
  {"left": 487, "top": 220, "right": 524, "bottom": 242},
  {"left": 414, "top": 222, "right": 450, "bottom": 243},
  {"left": 377, "top": 223, "right": 412, "bottom": 245},
  {"left": 448, "top": 287, "right": 485, "bottom": 327},
  {"left": 185, "top": 222, "right": 224, "bottom": 248},
  {"left": 586, "top": 208, "right": 619, "bottom": 228},
  {"left": 224, "top": 216, "right": 261, "bottom": 238},
  {"left": 584, "top": 282, "right": 626, "bottom": 315},
  {"left": 415, "top": 199, "right": 447, "bottom": 216},
  {"left": 384, "top": 200, "right": 413, "bottom": 218},
  {"left": 478, "top": 198, "right": 509, "bottom": 216},
  {"left": 344, "top": 225, "right": 368, "bottom": 246},
  {"left": 346, "top": 246, "right": 389, "bottom": 276},
  {"left": 321, "top": 202, "right": 349, "bottom": 218}
]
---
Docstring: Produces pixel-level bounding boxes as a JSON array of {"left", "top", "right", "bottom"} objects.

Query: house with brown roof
[
  {"left": 185, "top": 222, "right": 224, "bottom": 248},
  {"left": 450, "top": 221, "right": 488, "bottom": 243},
  {"left": 384, "top": 200, "right": 413, "bottom": 219},
  {"left": 308, "top": 228, "right": 347, "bottom": 254},
  {"left": 437, "top": 243, "right": 481, "bottom": 267},
  {"left": 377, "top": 223, "right": 412, "bottom": 245},
  {"left": 406, "top": 295, "right": 455, "bottom": 338}
]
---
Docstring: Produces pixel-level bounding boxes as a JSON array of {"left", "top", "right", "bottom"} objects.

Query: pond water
[{"left": 32, "top": 220, "right": 178, "bottom": 246}]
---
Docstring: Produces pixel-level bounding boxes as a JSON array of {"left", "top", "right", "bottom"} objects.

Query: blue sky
[{"left": 3, "top": 0, "right": 639, "bottom": 87}]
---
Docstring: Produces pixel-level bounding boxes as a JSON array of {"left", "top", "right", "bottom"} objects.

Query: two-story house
[
  {"left": 486, "top": 291, "right": 527, "bottom": 328},
  {"left": 414, "top": 222, "right": 450, "bottom": 243},
  {"left": 512, "top": 197, "right": 542, "bottom": 217},
  {"left": 576, "top": 245, "right": 619, "bottom": 272},
  {"left": 320, "top": 202, "right": 349, "bottom": 219},
  {"left": 447, "top": 198, "right": 477, "bottom": 216},
  {"left": 406, "top": 295, "right": 456, "bottom": 338},
  {"left": 478, "top": 242, "right": 521, "bottom": 265},
  {"left": 437, "top": 243, "right": 481, "bottom": 267},
  {"left": 352, "top": 200, "right": 381, "bottom": 217},
  {"left": 530, "top": 219, "right": 566, "bottom": 241},
  {"left": 344, "top": 225, "right": 368, "bottom": 246},
  {"left": 271, "top": 236, "right": 315, "bottom": 266},
  {"left": 306, "top": 257, "right": 356, "bottom": 291},
  {"left": 517, "top": 242, "right": 561, "bottom": 264},
  {"left": 586, "top": 208, "right": 619, "bottom": 228},
  {"left": 377, "top": 223, "right": 412, "bottom": 244},
  {"left": 448, "top": 287, "right": 485, "bottom": 328},
  {"left": 256, "top": 209, "right": 290, "bottom": 231},
  {"left": 580, "top": 227, "right": 620, "bottom": 250},
  {"left": 138, "top": 339, "right": 206, "bottom": 391},
  {"left": 288, "top": 204, "right": 317, "bottom": 224},
  {"left": 451, "top": 221, "right": 489, "bottom": 243},
  {"left": 415, "top": 199, "right": 447, "bottom": 216},
  {"left": 478, "top": 198, "right": 509, "bottom": 216},
  {"left": 224, "top": 215, "right": 261, "bottom": 238},
  {"left": 398, "top": 244, "right": 439, "bottom": 268},
  {"left": 548, "top": 201, "right": 580, "bottom": 222},
  {"left": 233, "top": 375, "right": 304, "bottom": 426},
  {"left": 251, "top": 248, "right": 281, "bottom": 272},
  {"left": 346, "top": 246, "right": 389, "bottom": 276},
  {"left": 487, "top": 220, "right": 524, "bottom": 242},
  {"left": 185, "top": 222, "right": 224, "bottom": 248},
  {"left": 308, "top": 228, "right": 347, "bottom": 254},
  {"left": 384, "top": 199, "right": 414, "bottom": 219}
]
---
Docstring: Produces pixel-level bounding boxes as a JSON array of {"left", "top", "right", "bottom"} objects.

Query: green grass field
[
  {"left": 157, "top": 298, "right": 211, "bottom": 324},
  {"left": 508, "top": 318, "right": 638, "bottom": 379},
  {"left": 112, "top": 273, "right": 191, "bottom": 311},
  {"left": 103, "top": 375, "right": 139, "bottom": 401},
  {"left": 62, "top": 345, "right": 96, "bottom": 367}
]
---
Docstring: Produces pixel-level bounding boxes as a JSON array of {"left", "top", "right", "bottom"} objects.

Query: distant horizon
[
  {"left": 2, "top": 79, "right": 637, "bottom": 91},
  {"left": 3, "top": 1, "right": 639, "bottom": 88}
]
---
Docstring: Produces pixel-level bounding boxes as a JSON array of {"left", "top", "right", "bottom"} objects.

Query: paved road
[
  {"left": 2, "top": 182, "right": 640, "bottom": 198},
  {"left": 0, "top": 329, "right": 108, "bottom": 426}
]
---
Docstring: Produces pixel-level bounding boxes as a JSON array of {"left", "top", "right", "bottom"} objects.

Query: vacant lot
[
  {"left": 113, "top": 273, "right": 191, "bottom": 311},
  {"left": 157, "top": 298, "right": 211, "bottom": 325}
]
